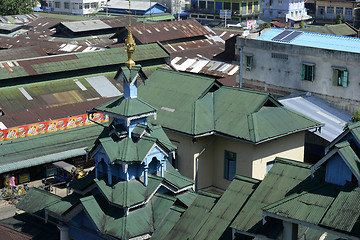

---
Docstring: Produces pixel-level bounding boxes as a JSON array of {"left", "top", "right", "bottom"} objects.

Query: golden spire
[{"left": 125, "top": 0, "right": 136, "bottom": 70}]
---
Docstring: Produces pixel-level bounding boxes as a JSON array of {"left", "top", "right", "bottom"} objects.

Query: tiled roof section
[
  {"left": 230, "top": 158, "right": 323, "bottom": 237},
  {"left": 129, "top": 19, "right": 211, "bottom": 44},
  {"left": 0, "top": 223, "right": 32, "bottom": 240},
  {"left": 257, "top": 28, "right": 360, "bottom": 54}
]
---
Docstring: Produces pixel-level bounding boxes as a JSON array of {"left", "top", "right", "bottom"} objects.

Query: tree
[
  {"left": 351, "top": 109, "right": 360, "bottom": 123},
  {"left": 299, "top": 21, "right": 304, "bottom": 29},
  {"left": 0, "top": 0, "right": 36, "bottom": 16},
  {"left": 336, "top": 13, "right": 342, "bottom": 24}
]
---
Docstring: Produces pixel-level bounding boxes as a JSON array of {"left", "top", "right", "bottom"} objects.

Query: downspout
[{"left": 195, "top": 135, "right": 215, "bottom": 191}]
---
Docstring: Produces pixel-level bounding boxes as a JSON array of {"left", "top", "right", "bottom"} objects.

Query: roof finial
[{"left": 125, "top": 0, "right": 136, "bottom": 70}]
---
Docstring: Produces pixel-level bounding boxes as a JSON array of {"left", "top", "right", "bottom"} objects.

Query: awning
[
  {"left": 52, "top": 161, "right": 76, "bottom": 173},
  {"left": 0, "top": 148, "right": 86, "bottom": 174}
]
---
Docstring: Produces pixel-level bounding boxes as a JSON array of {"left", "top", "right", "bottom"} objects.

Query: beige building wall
[
  {"left": 166, "top": 130, "right": 306, "bottom": 190},
  {"left": 252, "top": 131, "right": 305, "bottom": 179}
]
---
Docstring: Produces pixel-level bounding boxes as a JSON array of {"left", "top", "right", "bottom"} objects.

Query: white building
[
  {"left": 236, "top": 28, "right": 360, "bottom": 113},
  {"left": 44, "top": 0, "right": 104, "bottom": 15},
  {"left": 260, "top": 0, "right": 311, "bottom": 25}
]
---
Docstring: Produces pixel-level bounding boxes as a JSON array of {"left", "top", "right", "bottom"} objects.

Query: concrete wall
[
  {"left": 166, "top": 129, "right": 306, "bottom": 190},
  {"left": 236, "top": 37, "right": 360, "bottom": 113}
]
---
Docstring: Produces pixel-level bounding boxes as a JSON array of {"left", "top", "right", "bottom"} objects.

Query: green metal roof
[
  {"left": 230, "top": 158, "right": 324, "bottom": 237},
  {"left": 89, "top": 123, "right": 176, "bottom": 163},
  {"left": 263, "top": 181, "right": 360, "bottom": 237},
  {"left": 0, "top": 43, "right": 169, "bottom": 80},
  {"left": 0, "top": 124, "right": 103, "bottom": 174},
  {"left": 93, "top": 96, "right": 156, "bottom": 117},
  {"left": 150, "top": 207, "right": 184, "bottom": 240},
  {"left": 136, "top": 14, "right": 175, "bottom": 22},
  {"left": 302, "top": 24, "right": 357, "bottom": 36},
  {"left": 192, "top": 175, "right": 260, "bottom": 240},
  {"left": 16, "top": 188, "right": 61, "bottom": 217},
  {"left": 139, "top": 69, "right": 322, "bottom": 143},
  {"left": 95, "top": 175, "right": 162, "bottom": 208},
  {"left": 163, "top": 192, "right": 219, "bottom": 240}
]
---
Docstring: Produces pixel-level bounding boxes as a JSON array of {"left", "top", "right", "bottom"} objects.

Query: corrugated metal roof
[
  {"left": 230, "top": 158, "right": 322, "bottom": 237},
  {"left": 125, "top": 19, "right": 210, "bottom": 44},
  {"left": 191, "top": 175, "right": 260, "bottom": 240},
  {"left": 139, "top": 69, "right": 322, "bottom": 142},
  {"left": 257, "top": 28, "right": 360, "bottom": 54},
  {"left": 0, "top": 43, "right": 168, "bottom": 80},
  {"left": 0, "top": 124, "right": 103, "bottom": 174},
  {"left": 280, "top": 95, "right": 351, "bottom": 142},
  {"left": 301, "top": 23, "right": 357, "bottom": 36},
  {"left": 61, "top": 20, "right": 112, "bottom": 33}
]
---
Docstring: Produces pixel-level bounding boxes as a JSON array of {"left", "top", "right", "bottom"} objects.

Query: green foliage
[
  {"left": 351, "top": 110, "right": 360, "bottom": 123},
  {"left": 0, "top": 0, "right": 36, "bottom": 16},
  {"left": 259, "top": 22, "right": 271, "bottom": 29},
  {"left": 336, "top": 13, "right": 342, "bottom": 24},
  {"left": 299, "top": 21, "right": 304, "bottom": 29}
]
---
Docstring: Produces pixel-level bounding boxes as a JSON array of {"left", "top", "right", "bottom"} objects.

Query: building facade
[
  {"left": 237, "top": 28, "right": 360, "bottom": 113},
  {"left": 315, "top": 0, "right": 359, "bottom": 23},
  {"left": 44, "top": 0, "right": 103, "bottom": 15},
  {"left": 189, "top": 0, "right": 261, "bottom": 22},
  {"left": 261, "top": 0, "right": 312, "bottom": 25}
]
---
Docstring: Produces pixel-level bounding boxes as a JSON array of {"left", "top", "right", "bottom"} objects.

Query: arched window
[{"left": 148, "top": 157, "right": 160, "bottom": 174}]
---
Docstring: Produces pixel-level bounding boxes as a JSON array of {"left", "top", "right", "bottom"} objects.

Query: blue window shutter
[
  {"left": 216, "top": 2, "right": 223, "bottom": 10},
  {"left": 343, "top": 70, "right": 348, "bottom": 88}
]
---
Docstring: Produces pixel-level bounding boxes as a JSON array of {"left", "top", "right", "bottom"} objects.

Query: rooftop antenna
[{"left": 125, "top": 0, "right": 136, "bottom": 70}]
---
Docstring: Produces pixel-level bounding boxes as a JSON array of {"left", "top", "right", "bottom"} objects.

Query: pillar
[
  {"left": 57, "top": 222, "right": 69, "bottom": 240},
  {"left": 161, "top": 161, "right": 164, "bottom": 177},
  {"left": 95, "top": 161, "right": 98, "bottom": 179},
  {"left": 144, "top": 166, "right": 149, "bottom": 186},
  {"left": 282, "top": 221, "right": 298, "bottom": 240}
]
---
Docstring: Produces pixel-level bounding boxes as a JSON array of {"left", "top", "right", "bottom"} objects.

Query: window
[
  {"left": 254, "top": 1, "right": 258, "bottom": 10},
  {"left": 91, "top": 2, "right": 98, "bottom": 8},
  {"left": 241, "top": 2, "right": 246, "bottom": 14},
  {"left": 64, "top": 2, "right": 70, "bottom": 9},
  {"left": 85, "top": 3, "right": 90, "bottom": 9},
  {"left": 318, "top": 6, "right": 325, "bottom": 15},
  {"left": 232, "top": 3, "right": 239, "bottom": 13},
  {"left": 208, "top": 1, "right": 214, "bottom": 10},
  {"left": 333, "top": 68, "right": 348, "bottom": 87},
  {"left": 271, "top": 52, "right": 288, "bottom": 60},
  {"left": 55, "top": 1, "right": 60, "bottom": 8},
  {"left": 224, "top": 151, "right": 236, "bottom": 180},
  {"left": 278, "top": 0, "right": 282, "bottom": 4},
  {"left": 224, "top": 2, "right": 230, "bottom": 10},
  {"left": 301, "top": 63, "right": 314, "bottom": 81},
  {"left": 345, "top": 8, "right": 352, "bottom": 16},
  {"left": 245, "top": 55, "right": 253, "bottom": 71},
  {"left": 327, "top": 7, "right": 334, "bottom": 18},
  {"left": 336, "top": 7, "right": 343, "bottom": 16}
]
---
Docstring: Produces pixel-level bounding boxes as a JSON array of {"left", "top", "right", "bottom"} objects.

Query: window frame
[
  {"left": 224, "top": 150, "right": 236, "bottom": 181},
  {"left": 301, "top": 63, "right": 315, "bottom": 81},
  {"left": 245, "top": 55, "right": 253, "bottom": 71},
  {"left": 333, "top": 67, "right": 348, "bottom": 88},
  {"left": 55, "top": 1, "right": 61, "bottom": 8}
]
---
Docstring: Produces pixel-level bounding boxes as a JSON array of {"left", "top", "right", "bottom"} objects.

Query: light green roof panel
[
  {"left": 151, "top": 194, "right": 177, "bottom": 229},
  {"left": 151, "top": 207, "right": 184, "bottom": 240},
  {"left": 46, "top": 193, "right": 82, "bottom": 216},
  {"left": 93, "top": 96, "right": 156, "bottom": 117},
  {"left": 164, "top": 163, "right": 195, "bottom": 189},
  {"left": 194, "top": 92, "right": 214, "bottom": 134},
  {"left": 81, "top": 196, "right": 106, "bottom": 231}
]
